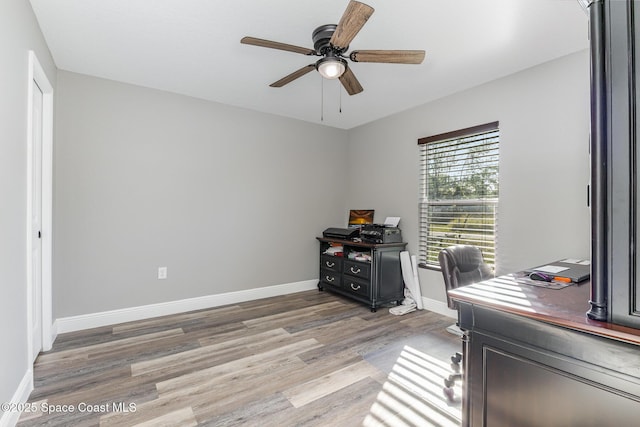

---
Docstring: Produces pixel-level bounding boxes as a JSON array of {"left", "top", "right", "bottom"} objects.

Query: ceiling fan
[{"left": 240, "top": 0, "right": 425, "bottom": 96}]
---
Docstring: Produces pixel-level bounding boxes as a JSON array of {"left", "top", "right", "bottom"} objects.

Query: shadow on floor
[{"left": 362, "top": 334, "right": 462, "bottom": 426}]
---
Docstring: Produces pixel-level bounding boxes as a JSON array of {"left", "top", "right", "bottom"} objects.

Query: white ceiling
[{"left": 29, "top": 0, "right": 588, "bottom": 130}]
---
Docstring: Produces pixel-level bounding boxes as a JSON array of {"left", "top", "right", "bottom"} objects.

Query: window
[{"left": 418, "top": 122, "right": 499, "bottom": 269}]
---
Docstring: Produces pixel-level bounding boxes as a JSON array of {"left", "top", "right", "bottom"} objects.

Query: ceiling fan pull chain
[
  {"left": 339, "top": 81, "right": 343, "bottom": 113},
  {"left": 320, "top": 77, "right": 324, "bottom": 121}
]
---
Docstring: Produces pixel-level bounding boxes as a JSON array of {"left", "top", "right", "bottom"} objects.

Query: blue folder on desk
[{"left": 528, "top": 259, "right": 591, "bottom": 283}]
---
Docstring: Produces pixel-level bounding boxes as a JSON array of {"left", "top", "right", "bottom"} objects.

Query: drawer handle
[
  {"left": 325, "top": 261, "right": 335, "bottom": 268},
  {"left": 350, "top": 283, "right": 361, "bottom": 291},
  {"left": 350, "top": 267, "right": 361, "bottom": 274},
  {"left": 326, "top": 276, "right": 335, "bottom": 282}
]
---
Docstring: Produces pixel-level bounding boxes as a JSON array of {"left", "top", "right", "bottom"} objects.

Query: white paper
[
  {"left": 560, "top": 258, "right": 590, "bottom": 265},
  {"left": 560, "top": 258, "right": 591, "bottom": 265},
  {"left": 534, "top": 265, "right": 569, "bottom": 274},
  {"left": 384, "top": 216, "right": 401, "bottom": 227}
]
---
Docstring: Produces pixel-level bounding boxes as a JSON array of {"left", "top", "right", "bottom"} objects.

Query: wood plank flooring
[{"left": 18, "top": 290, "right": 462, "bottom": 426}]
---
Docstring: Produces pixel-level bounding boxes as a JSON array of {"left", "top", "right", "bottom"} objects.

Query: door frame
[{"left": 26, "top": 51, "right": 54, "bottom": 357}]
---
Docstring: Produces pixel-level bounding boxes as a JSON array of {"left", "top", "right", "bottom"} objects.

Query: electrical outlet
[{"left": 158, "top": 267, "right": 167, "bottom": 279}]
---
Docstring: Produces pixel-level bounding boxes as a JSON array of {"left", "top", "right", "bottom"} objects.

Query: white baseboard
[
  {"left": 55, "top": 279, "right": 318, "bottom": 334},
  {"left": 420, "top": 296, "right": 458, "bottom": 319},
  {"left": 0, "top": 369, "right": 34, "bottom": 427}
]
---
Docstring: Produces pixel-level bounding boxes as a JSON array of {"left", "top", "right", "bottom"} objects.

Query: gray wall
[
  {"left": 347, "top": 50, "right": 591, "bottom": 303},
  {"left": 0, "top": 0, "right": 56, "bottom": 414},
  {"left": 54, "top": 71, "right": 349, "bottom": 317},
  {"left": 54, "top": 50, "right": 590, "bottom": 317}
]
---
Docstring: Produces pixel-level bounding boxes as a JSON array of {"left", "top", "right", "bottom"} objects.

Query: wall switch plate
[{"left": 158, "top": 267, "right": 167, "bottom": 279}]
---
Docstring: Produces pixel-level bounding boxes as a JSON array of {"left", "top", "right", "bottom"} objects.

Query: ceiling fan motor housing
[{"left": 312, "top": 24, "right": 346, "bottom": 55}]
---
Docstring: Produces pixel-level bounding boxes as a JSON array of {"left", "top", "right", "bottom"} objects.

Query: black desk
[{"left": 449, "top": 276, "right": 640, "bottom": 426}]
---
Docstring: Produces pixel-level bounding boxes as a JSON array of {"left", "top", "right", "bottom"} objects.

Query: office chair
[{"left": 438, "top": 245, "right": 494, "bottom": 401}]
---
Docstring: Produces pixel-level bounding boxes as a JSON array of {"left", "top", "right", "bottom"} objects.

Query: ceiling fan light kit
[
  {"left": 316, "top": 55, "right": 347, "bottom": 79},
  {"left": 240, "top": 0, "right": 425, "bottom": 96}
]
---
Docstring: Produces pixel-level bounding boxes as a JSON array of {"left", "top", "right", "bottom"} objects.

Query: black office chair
[{"left": 438, "top": 245, "right": 494, "bottom": 401}]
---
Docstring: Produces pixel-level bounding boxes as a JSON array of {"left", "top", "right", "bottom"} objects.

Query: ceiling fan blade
[
  {"left": 270, "top": 64, "right": 316, "bottom": 87},
  {"left": 350, "top": 50, "right": 426, "bottom": 64},
  {"left": 330, "top": 1, "right": 375, "bottom": 49},
  {"left": 339, "top": 66, "right": 364, "bottom": 95},
  {"left": 241, "top": 36, "right": 316, "bottom": 56}
]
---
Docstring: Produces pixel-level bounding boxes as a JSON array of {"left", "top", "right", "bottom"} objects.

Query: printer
[
  {"left": 360, "top": 224, "right": 402, "bottom": 244},
  {"left": 322, "top": 227, "right": 359, "bottom": 240}
]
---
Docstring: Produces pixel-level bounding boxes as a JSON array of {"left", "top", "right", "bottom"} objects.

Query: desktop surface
[{"left": 449, "top": 274, "right": 640, "bottom": 346}]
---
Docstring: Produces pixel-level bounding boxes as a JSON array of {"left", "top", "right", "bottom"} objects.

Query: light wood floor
[{"left": 18, "top": 290, "right": 462, "bottom": 426}]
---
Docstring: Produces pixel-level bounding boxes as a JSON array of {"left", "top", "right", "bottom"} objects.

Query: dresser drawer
[
  {"left": 344, "top": 260, "right": 370, "bottom": 280},
  {"left": 320, "top": 269, "right": 341, "bottom": 288},
  {"left": 320, "top": 255, "right": 342, "bottom": 272},
  {"left": 343, "top": 277, "right": 370, "bottom": 298}
]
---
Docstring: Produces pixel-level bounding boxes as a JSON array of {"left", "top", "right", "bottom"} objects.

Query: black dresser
[{"left": 316, "top": 237, "right": 406, "bottom": 312}]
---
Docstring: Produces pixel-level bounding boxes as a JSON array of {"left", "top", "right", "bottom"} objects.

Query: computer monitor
[{"left": 348, "top": 210, "right": 374, "bottom": 228}]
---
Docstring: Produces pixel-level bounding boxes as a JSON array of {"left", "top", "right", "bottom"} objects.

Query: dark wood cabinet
[
  {"left": 316, "top": 237, "right": 406, "bottom": 311},
  {"left": 450, "top": 279, "right": 640, "bottom": 426},
  {"left": 589, "top": 0, "right": 640, "bottom": 327}
]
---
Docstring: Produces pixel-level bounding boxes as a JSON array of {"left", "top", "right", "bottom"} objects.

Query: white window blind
[{"left": 418, "top": 122, "right": 499, "bottom": 268}]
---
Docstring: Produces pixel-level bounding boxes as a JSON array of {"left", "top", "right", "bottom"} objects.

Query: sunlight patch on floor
[{"left": 363, "top": 345, "right": 461, "bottom": 427}]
